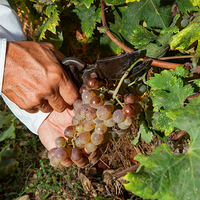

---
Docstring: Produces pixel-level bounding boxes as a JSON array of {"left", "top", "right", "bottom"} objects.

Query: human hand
[
  {"left": 3, "top": 41, "right": 78, "bottom": 113},
  {"left": 38, "top": 107, "right": 102, "bottom": 168}
]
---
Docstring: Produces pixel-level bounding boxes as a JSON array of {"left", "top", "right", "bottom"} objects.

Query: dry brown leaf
[{"left": 79, "top": 172, "right": 97, "bottom": 197}]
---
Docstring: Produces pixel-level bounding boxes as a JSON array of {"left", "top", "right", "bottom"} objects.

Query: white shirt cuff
[
  {"left": 0, "top": 38, "right": 6, "bottom": 93},
  {"left": 1, "top": 93, "right": 49, "bottom": 134}
]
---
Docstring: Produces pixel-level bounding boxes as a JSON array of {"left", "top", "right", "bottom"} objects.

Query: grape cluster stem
[{"left": 112, "top": 58, "right": 143, "bottom": 107}]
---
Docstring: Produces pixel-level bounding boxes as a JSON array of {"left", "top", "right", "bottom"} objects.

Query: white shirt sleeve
[{"left": 0, "top": 1, "right": 49, "bottom": 134}]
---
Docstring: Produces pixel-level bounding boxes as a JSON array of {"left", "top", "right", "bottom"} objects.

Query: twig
[
  {"left": 158, "top": 55, "right": 194, "bottom": 60},
  {"left": 100, "top": 0, "right": 133, "bottom": 53},
  {"left": 112, "top": 163, "right": 140, "bottom": 180},
  {"left": 99, "top": 158, "right": 111, "bottom": 169},
  {"left": 171, "top": 130, "right": 187, "bottom": 141},
  {"left": 100, "top": 0, "right": 200, "bottom": 72}
]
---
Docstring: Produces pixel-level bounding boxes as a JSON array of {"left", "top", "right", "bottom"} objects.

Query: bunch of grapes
[{"left": 48, "top": 78, "right": 141, "bottom": 168}]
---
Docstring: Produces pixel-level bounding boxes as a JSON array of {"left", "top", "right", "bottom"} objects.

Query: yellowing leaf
[
  {"left": 169, "top": 13, "right": 200, "bottom": 54},
  {"left": 190, "top": 0, "right": 200, "bottom": 7},
  {"left": 36, "top": 4, "right": 60, "bottom": 41}
]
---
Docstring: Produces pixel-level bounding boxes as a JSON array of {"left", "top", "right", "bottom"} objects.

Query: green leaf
[
  {"left": 169, "top": 12, "right": 200, "bottom": 54},
  {"left": 0, "top": 122, "right": 16, "bottom": 142},
  {"left": 1, "top": 145, "right": 21, "bottom": 160},
  {"left": 120, "top": 0, "right": 173, "bottom": 43},
  {"left": 176, "top": 0, "right": 198, "bottom": 13},
  {"left": 131, "top": 131, "right": 141, "bottom": 145},
  {"left": 0, "top": 159, "right": 19, "bottom": 177},
  {"left": 35, "top": 4, "right": 60, "bottom": 41},
  {"left": 146, "top": 66, "right": 194, "bottom": 135},
  {"left": 139, "top": 124, "right": 153, "bottom": 143},
  {"left": 74, "top": 4, "right": 101, "bottom": 40},
  {"left": 152, "top": 111, "right": 174, "bottom": 135},
  {"left": 129, "top": 25, "right": 158, "bottom": 49},
  {"left": 82, "top": 0, "right": 94, "bottom": 8},
  {"left": 0, "top": 111, "right": 15, "bottom": 129},
  {"left": 125, "top": 97, "right": 200, "bottom": 199}
]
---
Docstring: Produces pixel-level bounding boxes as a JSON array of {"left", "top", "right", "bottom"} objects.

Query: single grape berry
[
  {"left": 122, "top": 104, "right": 135, "bottom": 117},
  {"left": 64, "top": 126, "right": 76, "bottom": 138},
  {"left": 79, "top": 85, "right": 88, "bottom": 94},
  {"left": 55, "top": 137, "right": 67, "bottom": 148},
  {"left": 54, "top": 147, "right": 69, "bottom": 162},
  {"left": 124, "top": 94, "right": 135, "bottom": 104},
  {"left": 71, "top": 148, "right": 82, "bottom": 161},
  {"left": 87, "top": 78, "right": 99, "bottom": 89},
  {"left": 48, "top": 147, "right": 57, "bottom": 159}
]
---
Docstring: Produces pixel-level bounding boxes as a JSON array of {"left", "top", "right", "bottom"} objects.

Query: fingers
[
  {"left": 61, "top": 158, "right": 74, "bottom": 167},
  {"left": 48, "top": 93, "right": 68, "bottom": 113},
  {"left": 72, "top": 155, "right": 89, "bottom": 168}
]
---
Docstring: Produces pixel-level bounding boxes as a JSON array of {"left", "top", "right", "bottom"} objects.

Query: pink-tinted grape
[
  {"left": 82, "top": 119, "right": 95, "bottom": 131},
  {"left": 73, "top": 99, "right": 83, "bottom": 110},
  {"left": 50, "top": 156, "right": 60, "bottom": 167},
  {"left": 71, "top": 116, "right": 80, "bottom": 126},
  {"left": 95, "top": 122, "right": 107, "bottom": 134},
  {"left": 54, "top": 147, "right": 69, "bottom": 162},
  {"left": 79, "top": 85, "right": 88, "bottom": 95},
  {"left": 75, "top": 108, "right": 85, "bottom": 121},
  {"left": 122, "top": 104, "right": 135, "bottom": 117},
  {"left": 113, "top": 109, "right": 126, "bottom": 123},
  {"left": 97, "top": 105, "right": 112, "bottom": 120},
  {"left": 124, "top": 94, "right": 135, "bottom": 104},
  {"left": 82, "top": 90, "right": 96, "bottom": 104},
  {"left": 79, "top": 131, "right": 91, "bottom": 144},
  {"left": 87, "top": 78, "right": 99, "bottom": 89},
  {"left": 104, "top": 116, "right": 116, "bottom": 127},
  {"left": 64, "top": 126, "right": 76, "bottom": 138},
  {"left": 85, "top": 107, "right": 96, "bottom": 120},
  {"left": 117, "top": 122, "right": 130, "bottom": 130},
  {"left": 48, "top": 147, "right": 57, "bottom": 159},
  {"left": 91, "top": 132, "right": 104, "bottom": 145},
  {"left": 104, "top": 101, "right": 114, "bottom": 112},
  {"left": 75, "top": 138, "right": 85, "bottom": 149},
  {"left": 55, "top": 137, "right": 67, "bottom": 148},
  {"left": 71, "top": 148, "right": 82, "bottom": 161},
  {"left": 93, "top": 117, "right": 103, "bottom": 124},
  {"left": 124, "top": 117, "right": 133, "bottom": 126},
  {"left": 85, "top": 142, "right": 97, "bottom": 153},
  {"left": 90, "top": 96, "right": 103, "bottom": 109}
]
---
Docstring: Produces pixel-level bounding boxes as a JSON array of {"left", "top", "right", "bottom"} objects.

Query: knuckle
[{"left": 42, "top": 42, "right": 56, "bottom": 50}]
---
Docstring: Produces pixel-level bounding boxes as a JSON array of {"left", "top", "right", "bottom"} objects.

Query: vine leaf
[
  {"left": 104, "top": 0, "right": 139, "bottom": 5},
  {"left": 169, "top": 13, "right": 200, "bottom": 54},
  {"left": 190, "top": 0, "right": 200, "bottom": 7},
  {"left": 125, "top": 96, "right": 200, "bottom": 199},
  {"left": 176, "top": 0, "right": 199, "bottom": 13},
  {"left": 120, "top": 0, "right": 173, "bottom": 43},
  {"left": 74, "top": 4, "right": 101, "bottom": 40},
  {"left": 35, "top": 4, "right": 60, "bottom": 41},
  {"left": 146, "top": 66, "right": 193, "bottom": 135},
  {"left": 81, "top": 0, "right": 94, "bottom": 8},
  {"left": 129, "top": 25, "right": 172, "bottom": 58}
]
